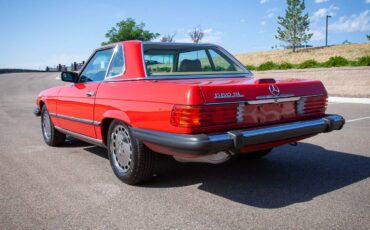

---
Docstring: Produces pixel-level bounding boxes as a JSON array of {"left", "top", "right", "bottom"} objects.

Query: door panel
[
  {"left": 57, "top": 82, "right": 100, "bottom": 137},
  {"left": 56, "top": 47, "right": 115, "bottom": 138}
]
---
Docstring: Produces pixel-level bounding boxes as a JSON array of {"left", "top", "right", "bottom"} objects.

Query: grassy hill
[{"left": 234, "top": 42, "right": 370, "bottom": 66}]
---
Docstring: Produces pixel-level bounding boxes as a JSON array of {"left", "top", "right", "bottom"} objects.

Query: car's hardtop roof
[{"left": 99, "top": 40, "right": 218, "bottom": 50}]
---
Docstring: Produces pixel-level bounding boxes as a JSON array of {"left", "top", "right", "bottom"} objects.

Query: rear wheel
[
  {"left": 239, "top": 148, "right": 273, "bottom": 159},
  {"left": 41, "top": 106, "right": 66, "bottom": 146},
  {"left": 107, "top": 120, "right": 157, "bottom": 185}
]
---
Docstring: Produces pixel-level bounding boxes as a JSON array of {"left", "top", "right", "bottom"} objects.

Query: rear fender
[{"left": 96, "top": 110, "right": 132, "bottom": 144}]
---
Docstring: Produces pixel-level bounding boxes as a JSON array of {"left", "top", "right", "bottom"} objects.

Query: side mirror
[{"left": 61, "top": 71, "right": 79, "bottom": 83}]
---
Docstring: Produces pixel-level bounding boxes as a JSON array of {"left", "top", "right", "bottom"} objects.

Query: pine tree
[{"left": 276, "top": 0, "right": 313, "bottom": 52}]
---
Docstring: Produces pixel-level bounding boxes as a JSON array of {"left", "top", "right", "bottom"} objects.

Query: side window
[
  {"left": 107, "top": 46, "right": 125, "bottom": 77},
  {"left": 144, "top": 54, "right": 174, "bottom": 75},
  {"left": 178, "top": 50, "right": 211, "bottom": 72},
  {"left": 79, "top": 48, "right": 113, "bottom": 83},
  {"left": 208, "top": 49, "right": 237, "bottom": 71}
]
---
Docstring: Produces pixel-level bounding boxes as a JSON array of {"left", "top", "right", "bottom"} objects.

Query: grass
[
  {"left": 234, "top": 42, "right": 370, "bottom": 66},
  {"left": 245, "top": 55, "right": 370, "bottom": 71}
]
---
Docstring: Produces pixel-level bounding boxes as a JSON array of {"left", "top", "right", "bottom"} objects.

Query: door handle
[{"left": 85, "top": 91, "right": 95, "bottom": 97}]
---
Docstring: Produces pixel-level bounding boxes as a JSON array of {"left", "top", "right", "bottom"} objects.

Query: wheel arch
[
  {"left": 99, "top": 110, "right": 132, "bottom": 146},
  {"left": 39, "top": 99, "right": 45, "bottom": 109}
]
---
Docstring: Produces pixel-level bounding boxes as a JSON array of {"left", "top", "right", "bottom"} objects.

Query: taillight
[
  {"left": 297, "top": 95, "right": 328, "bottom": 116},
  {"left": 171, "top": 104, "right": 239, "bottom": 128}
]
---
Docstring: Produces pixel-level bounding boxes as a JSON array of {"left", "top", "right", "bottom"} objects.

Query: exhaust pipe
[{"left": 173, "top": 151, "right": 231, "bottom": 164}]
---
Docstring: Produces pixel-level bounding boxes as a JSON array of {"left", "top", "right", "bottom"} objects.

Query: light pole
[{"left": 325, "top": 15, "right": 332, "bottom": 47}]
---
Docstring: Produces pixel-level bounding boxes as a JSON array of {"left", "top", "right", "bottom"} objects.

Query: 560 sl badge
[{"left": 214, "top": 92, "right": 245, "bottom": 99}]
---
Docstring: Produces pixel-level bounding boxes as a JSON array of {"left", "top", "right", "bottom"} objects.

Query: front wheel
[
  {"left": 107, "top": 120, "right": 157, "bottom": 185},
  {"left": 41, "top": 106, "right": 66, "bottom": 146}
]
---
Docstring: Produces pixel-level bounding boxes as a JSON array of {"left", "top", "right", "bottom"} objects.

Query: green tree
[
  {"left": 276, "top": 0, "right": 313, "bottom": 52},
  {"left": 102, "top": 18, "right": 160, "bottom": 45},
  {"left": 367, "top": 35, "right": 370, "bottom": 41}
]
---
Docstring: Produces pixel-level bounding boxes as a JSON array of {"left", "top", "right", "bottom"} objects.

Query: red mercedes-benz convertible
[{"left": 34, "top": 41, "right": 345, "bottom": 184}]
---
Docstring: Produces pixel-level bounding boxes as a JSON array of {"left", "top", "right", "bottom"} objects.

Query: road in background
[{"left": 0, "top": 73, "right": 369, "bottom": 229}]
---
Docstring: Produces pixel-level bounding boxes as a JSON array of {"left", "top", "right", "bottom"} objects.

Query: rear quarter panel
[{"left": 94, "top": 80, "right": 205, "bottom": 139}]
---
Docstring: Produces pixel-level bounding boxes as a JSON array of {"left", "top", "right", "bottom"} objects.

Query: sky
[{"left": 0, "top": 0, "right": 369, "bottom": 69}]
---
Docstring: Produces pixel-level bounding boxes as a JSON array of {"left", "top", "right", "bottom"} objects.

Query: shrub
[
  {"left": 323, "top": 56, "right": 349, "bottom": 67},
  {"left": 257, "top": 61, "right": 279, "bottom": 71},
  {"left": 298, "top": 59, "right": 321, "bottom": 69},
  {"left": 356, "top": 56, "right": 370, "bottom": 66},
  {"left": 278, "top": 62, "right": 294, "bottom": 70},
  {"left": 246, "top": 65, "right": 257, "bottom": 70}
]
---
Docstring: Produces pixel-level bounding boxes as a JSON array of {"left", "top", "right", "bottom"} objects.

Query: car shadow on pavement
[
  {"left": 83, "top": 146, "right": 109, "bottom": 159},
  {"left": 144, "top": 143, "right": 370, "bottom": 209},
  {"left": 62, "top": 137, "right": 93, "bottom": 148}
]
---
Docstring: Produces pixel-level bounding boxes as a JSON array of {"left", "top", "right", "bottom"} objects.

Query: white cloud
[
  {"left": 311, "top": 5, "right": 339, "bottom": 22},
  {"left": 265, "top": 8, "right": 277, "bottom": 18},
  {"left": 366, "top": 0, "right": 370, "bottom": 4},
  {"left": 202, "top": 28, "right": 223, "bottom": 43},
  {"left": 175, "top": 37, "right": 192, "bottom": 43},
  {"left": 261, "top": 20, "right": 267, "bottom": 25},
  {"left": 309, "top": 9, "right": 370, "bottom": 43},
  {"left": 330, "top": 10, "right": 370, "bottom": 32},
  {"left": 260, "top": 0, "right": 268, "bottom": 4},
  {"left": 310, "top": 30, "right": 326, "bottom": 41},
  {"left": 315, "top": 0, "right": 329, "bottom": 3},
  {"left": 176, "top": 28, "right": 222, "bottom": 43}
]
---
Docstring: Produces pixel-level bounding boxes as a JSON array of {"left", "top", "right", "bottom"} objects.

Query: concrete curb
[{"left": 329, "top": 97, "right": 370, "bottom": 104}]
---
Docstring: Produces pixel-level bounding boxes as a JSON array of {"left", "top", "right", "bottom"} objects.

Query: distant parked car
[{"left": 34, "top": 41, "right": 345, "bottom": 184}]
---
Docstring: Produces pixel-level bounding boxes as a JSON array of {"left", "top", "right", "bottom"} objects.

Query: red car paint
[{"left": 35, "top": 41, "right": 337, "bottom": 157}]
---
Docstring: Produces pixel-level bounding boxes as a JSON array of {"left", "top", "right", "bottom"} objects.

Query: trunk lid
[
  {"left": 156, "top": 77, "right": 327, "bottom": 103},
  {"left": 197, "top": 77, "right": 326, "bottom": 103}
]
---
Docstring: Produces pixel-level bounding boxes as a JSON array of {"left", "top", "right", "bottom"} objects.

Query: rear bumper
[{"left": 132, "top": 114, "right": 345, "bottom": 155}]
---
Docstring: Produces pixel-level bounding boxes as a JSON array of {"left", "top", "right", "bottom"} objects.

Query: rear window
[{"left": 143, "top": 44, "right": 248, "bottom": 77}]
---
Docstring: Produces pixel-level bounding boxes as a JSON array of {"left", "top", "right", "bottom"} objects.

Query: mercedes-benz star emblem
[{"left": 268, "top": 84, "right": 280, "bottom": 96}]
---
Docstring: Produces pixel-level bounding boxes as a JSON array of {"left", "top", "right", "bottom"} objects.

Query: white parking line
[
  {"left": 329, "top": 97, "right": 370, "bottom": 104},
  {"left": 346, "top": 117, "right": 370, "bottom": 123}
]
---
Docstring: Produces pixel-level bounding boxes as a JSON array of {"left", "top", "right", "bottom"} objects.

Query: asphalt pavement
[{"left": 0, "top": 72, "right": 369, "bottom": 229}]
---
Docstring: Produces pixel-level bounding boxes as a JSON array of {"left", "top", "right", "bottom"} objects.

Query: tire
[
  {"left": 107, "top": 120, "right": 157, "bottom": 185},
  {"left": 41, "top": 106, "right": 66, "bottom": 146},
  {"left": 239, "top": 148, "right": 273, "bottom": 160}
]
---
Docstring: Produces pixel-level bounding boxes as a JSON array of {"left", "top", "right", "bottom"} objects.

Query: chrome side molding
[
  {"left": 49, "top": 113, "right": 101, "bottom": 126},
  {"left": 54, "top": 126, "right": 106, "bottom": 148}
]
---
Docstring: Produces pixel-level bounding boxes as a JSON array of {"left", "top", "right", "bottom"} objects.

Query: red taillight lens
[
  {"left": 171, "top": 104, "right": 239, "bottom": 128},
  {"left": 297, "top": 95, "right": 328, "bottom": 116}
]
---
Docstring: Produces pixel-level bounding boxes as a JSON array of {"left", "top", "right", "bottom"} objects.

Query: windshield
[{"left": 143, "top": 44, "right": 249, "bottom": 77}]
